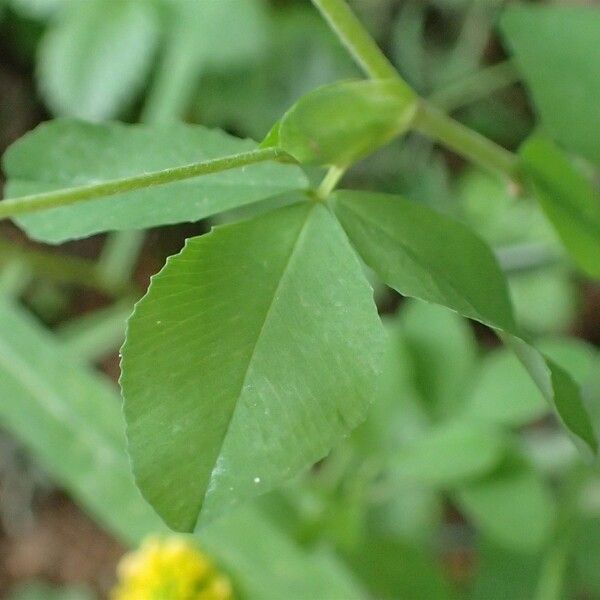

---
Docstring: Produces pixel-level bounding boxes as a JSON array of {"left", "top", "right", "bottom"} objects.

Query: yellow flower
[{"left": 111, "top": 536, "right": 234, "bottom": 600}]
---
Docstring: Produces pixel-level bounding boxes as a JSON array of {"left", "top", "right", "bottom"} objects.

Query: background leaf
[
  {"left": 520, "top": 135, "right": 600, "bottom": 279},
  {"left": 197, "top": 5, "right": 359, "bottom": 140},
  {"left": 464, "top": 348, "right": 547, "bottom": 428},
  {"left": 470, "top": 539, "right": 541, "bottom": 599},
  {"left": 121, "top": 201, "right": 386, "bottom": 531},
  {"left": 500, "top": 6, "right": 600, "bottom": 164},
  {"left": 7, "top": 582, "right": 93, "bottom": 600},
  {"left": 2, "top": 119, "right": 308, "bottom": 243},
  {"left": 393, "top": 419, "right": 506, "bottom": 487},
  {"left": 0, "top": 297, "right": 157, "bottom": 544},
  {"left": 457, "top": 167, "right": 578, "bottom": 334},
  {"left": 201, "top": 509, "right": 365, "bottom": 600},
  {"left": 344, "top": 536, "right": 453, "bottom": 600},
  {"left": 142, "top": 0, "right": 268, "bottom": 123},
  {"left": 398, "top": 300, "right": 477, "bottom": 420},
  {"left": 456, "top": 460, "right": 556, "bottom": 553},
  {"left": 37, "top": 0, "right": 159, "bottom": 120}
]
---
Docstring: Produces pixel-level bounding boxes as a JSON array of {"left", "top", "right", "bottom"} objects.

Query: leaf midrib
[{"left": 196, "top": 203, "right": 316, "bottom": 529}]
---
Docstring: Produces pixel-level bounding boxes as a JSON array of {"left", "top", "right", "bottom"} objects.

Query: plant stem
[
  {"left": 140, "top": 3, "right": 203, "bottom": 124},
  {"left": 413, "top": 101, "right": 520, "bottom": 178},
  {"left": 495, "top": 242, "right": 561, "bottom": 274},
  {"left": 97, "top": 230, "right": 146, "bottom": 291},
  {"left": 311, "top": 0, "right": 520, "bottom": 181},
  {"left": 0, "top": 259, "right": 32, "bottom": 299},
  {"left": 316, "top": 166, "right": 346, "bottom": 200},
  {"left": 57, "top": 298, "right": 136, "bottom": 363},
  {"left": 0, "top": 148, "right": 288, "bottom": 221},
  {"left": 311, "top": 0, "right": 409, "bottom": 89},
  {"left": 429, "top": 60, "right": 520, "bottom": 113},
  {"left": 0, "top": 237, "right": 135, "bottom": 295}
]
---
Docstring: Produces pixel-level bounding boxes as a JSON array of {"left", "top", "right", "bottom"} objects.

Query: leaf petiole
[
  {"left": 0, "top": 147, "right": 291, "bottom": 220},
  {"left": 316, "top": 165, "right": 347, "bottom": 200}
]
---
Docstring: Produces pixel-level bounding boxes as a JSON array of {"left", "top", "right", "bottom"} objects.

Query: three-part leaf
[
  {"left": 121, "top": 201, "right": 386, "bottom": 532},
  {"left": 520, "top": 136, "right": 600, "bottom": 279},
  {"left": 2, "top": 120, "right": 308, "bottom": 243}
]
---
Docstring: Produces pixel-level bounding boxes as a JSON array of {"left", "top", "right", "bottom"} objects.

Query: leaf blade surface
[{"left": 121, "top": 201, "right": 386, "bottom": 531}]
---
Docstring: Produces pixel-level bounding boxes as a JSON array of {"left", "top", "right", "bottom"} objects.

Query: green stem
[
  {"left": 495, "top": 242, "right": 561, "bottom": 274},
  {"left": 311, "top": 0, "right": 408, "bottom": 88},
  {"left": 140, "top": 4, "right": 203, "bottom": 124},
  {"left": 311, "top": 0, "right": 520, "bottom": 180},
  {"left": 0, "top": 237, "right": 135, "bottom": 296},
  {"left": 0, "top": 259, "right": 32, "bottom": 298},
  {"left": 316, "top": 166, "right": 346, "bottom": 200},
  {"left": 413, "top": 101, "right": 520, "bottom": 178},
  {"left": 429, "top": 60, "right": 520, "bottom": 113},
  {"left": 0, "top": 148, "right": 288, "bottom": 221},
  {"left": 534, "top": 536, "right": 570, "bottom": 600},
  {"left": 57, "top": 298, "right": 136, "bottom": 363},
  {"left": 97, "top": 230, "right": 145, "bottom": 290}
]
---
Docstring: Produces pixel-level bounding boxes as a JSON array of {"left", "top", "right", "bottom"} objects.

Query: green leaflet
[
  {"left": 500, "top": 6, "right": 600, "bottom": 164},
  {"left": 503, "top": 334, "right": 597, "bottom": 454},
  {"left": 332, "top": 190, "right": 516, "bottom": 331},
  {"left": 37, "top": 0, "right": 160, "bottom": 121},
  {"left": 0, "top": 298, "right": 364, "bottom": 600},
  {"left": 121, "top": 200, "right": 386, "bottom": 532},
  {"left": 520, "top": 135, "right": 600, "bottom": 280},
  {"left": 2, "top": 120, "right": 308, "bottom": 243},
  {"left": 266, "top": 79, "right": 418, "bottom": 166},
  {"left": 332, "top": 190, "right": 597, "bottom": 452}
]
